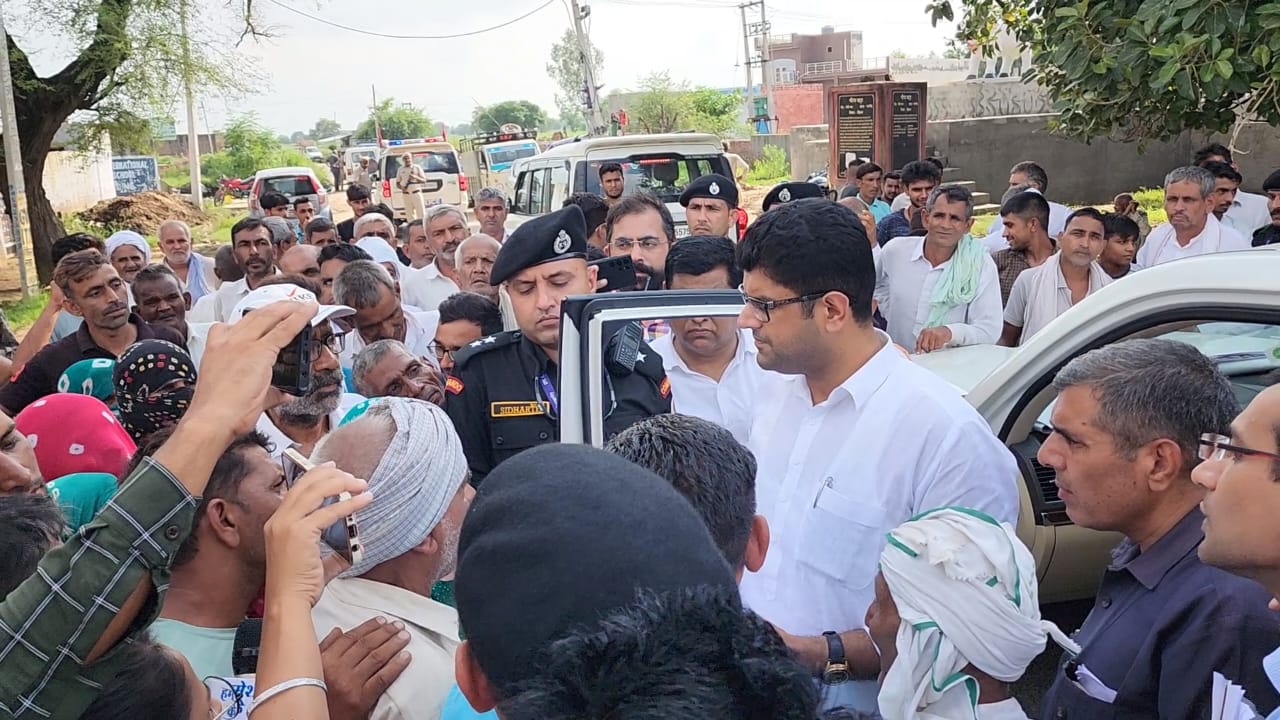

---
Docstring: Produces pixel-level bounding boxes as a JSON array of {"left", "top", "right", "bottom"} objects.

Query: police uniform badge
[
  {"left": 779, "top": 187, "right": 792, "bottom": 202},
  {"left": 553, "top": 229, "right": 572, "bottom": 254},
  {"left": 709, "top": 182, "right": 720, "bottom": 196}
]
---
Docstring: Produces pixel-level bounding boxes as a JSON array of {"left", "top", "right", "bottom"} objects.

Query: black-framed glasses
[
  {"left": 428, "top": 341, "right": 460, "bottom": 362},
  {"left": 311, "top": 330, "right": 346, "bottom": 357},
  {"left": 738, "top": 284, "right": 831, "bottom": 322},
  {"left": 1198, "top": 433, "right": 1280, "bottom": 463}
]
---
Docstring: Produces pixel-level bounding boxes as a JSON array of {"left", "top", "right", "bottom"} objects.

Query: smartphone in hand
[{"left": 282, "top": 448, "right": 363, "bottom": 566}]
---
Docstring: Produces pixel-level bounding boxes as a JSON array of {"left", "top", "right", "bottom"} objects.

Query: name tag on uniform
[{"left": 490, "top": 401, "right": 551, "bottom": 418}]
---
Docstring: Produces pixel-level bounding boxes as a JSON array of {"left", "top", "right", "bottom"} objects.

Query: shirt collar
[
  {"left": 827, "top": 330, "right": 903, "bottom": 409},
  {"left": 663, "top": 329, "right": 755, "bottom": 375},
  {"left": 1111, "top": 506, "right": 1205, "bottom": 590},
  {"left": 75, "top": 313, "right": 154, "bottom": 354},
  {"left": 327, "top": 577, "right": 459, "bottom": 637}
]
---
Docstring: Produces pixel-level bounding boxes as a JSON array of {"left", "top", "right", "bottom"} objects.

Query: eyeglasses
[
  {"left": 1198, "top": 433, "right": 1280, "bottom": 463},
  {"left": 428, "top": 341, "right": 460, "bottom": 362},
  {"left": 311, "top": 331, "right": 346, "bottom": 357},
  {"left": 738, "top": 284, "right": 832, "bottom": 323},
  {"left": 611, "top": 237, "right": 668, "bottom": 252}
]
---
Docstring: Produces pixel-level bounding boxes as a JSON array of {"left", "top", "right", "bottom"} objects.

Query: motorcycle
[
  {"left": 807, "top": 169, "right": 837, "bottom": 200},
  {"left": 214, "top": 176, "right": 252, "bottom": 205}
]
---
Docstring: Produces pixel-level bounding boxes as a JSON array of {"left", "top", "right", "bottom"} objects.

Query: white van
[
  {"left": 342, "top": 144, "right": 380, "bottom": 182},
  {"left": 507, "top": 133, "right": 732, "bottom": 238},
  {"left": 378, "top": 137, "right": 468, "bottom": 219}
]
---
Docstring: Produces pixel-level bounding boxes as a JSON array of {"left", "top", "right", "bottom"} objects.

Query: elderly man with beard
[
  {"left": 403, "top": 205, "right": 467, "bottom": 312},
  {"left": 231, "top": 283, "right": 364, "bottom": 458},
  {"left": 1000, "top": 208, "right": 1113, "bottom": 347},
  {"left": 455, "top": 234, "right": 500, "bottom": 301},
  {"left": 312, "top": 398, "right": 475, "bottom": 719},
  {"left": 352, "top": 339, "right": 446, "bottom": 405}
]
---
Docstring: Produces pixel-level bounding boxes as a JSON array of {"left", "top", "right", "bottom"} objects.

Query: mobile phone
[
  {"left": 282, "top": 448, "right": 363, "bottom": 566},
  {"left": 272, "top": 324, "right": 313, "bottom": 396},
  {"left": 590, "top": 255, "right": 637, "bottom": 293}
]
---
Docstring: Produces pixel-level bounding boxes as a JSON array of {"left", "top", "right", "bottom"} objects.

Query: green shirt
[
  {"left": 0, "top": 457, "right": 198, "bottom": 718},
  {"left": 149, "top": 618, "right": 237, "bottom": 679}
]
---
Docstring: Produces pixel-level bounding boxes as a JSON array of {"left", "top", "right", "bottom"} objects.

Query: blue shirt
[
  {"left": 876, "top": 209, "right": 914, "bottom": 246},
  {"left": 1041, "top": 507, "right": 1280, "bottom": 719},
  {"left": 440, "top": 685, "right": 496, "bottom": 720}
]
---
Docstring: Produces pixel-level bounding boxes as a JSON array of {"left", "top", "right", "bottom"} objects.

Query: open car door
[{"left": 557, "top": 289, "right": 744, "bottom": 446}]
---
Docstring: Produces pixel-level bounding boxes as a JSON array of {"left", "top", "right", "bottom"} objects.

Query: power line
[{"left": 264, "top": 0, "right": 557, "bottom": 39}]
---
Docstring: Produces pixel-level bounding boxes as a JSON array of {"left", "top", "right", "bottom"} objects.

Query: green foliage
[
  {"left": 925, "top": 0, "right": 1280, "bottom": 142},
  {"left": 471, "top": 100, "right": 548, "bottom": 134},
  {"left": 627, "top": 73, "right": 746, "bottom": 136},
  {"left": 547, "top": 28, "right": 604, "bottom": 128},
  {"left": 204, "top": 114, "right": 331, "bottom": 183},
  {"left": 1133, "top": 187, "right": 1169, "bottom": 224},
  {"left": 1, "top": 290, "right": 51, "bottom": 333},
  {"left": 449, "top": 122, "right": 475, "bottom": 136},
  {"left": 354, "top": 98, "right": 436, "bottom": 142},
  {"left": 311, "top": 118, "right": 343, "bottom": 139},
  {"left": 746, "top": 145, "right": 789, "bottom": 184}
]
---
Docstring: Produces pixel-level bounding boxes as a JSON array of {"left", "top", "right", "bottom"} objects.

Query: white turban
[
  {"left": 877, "top": 508, "right": 1080, "bottom": 720},
  {"left": 105, "top": 230, "right": 150, "bottom": 262},
  {"left": 334, "top": 397, "right": 468, "bottom": 578}
]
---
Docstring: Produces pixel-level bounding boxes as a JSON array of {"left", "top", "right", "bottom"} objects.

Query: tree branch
[{"left": 48, "top": 0, "right": 133, "bottom": 106}]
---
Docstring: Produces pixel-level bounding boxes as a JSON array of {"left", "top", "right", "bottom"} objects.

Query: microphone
[{"left": 232, "top": 618, "right": 262, "bottom": 676}]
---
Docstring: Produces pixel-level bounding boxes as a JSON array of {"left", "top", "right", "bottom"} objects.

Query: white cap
[
  {"left": 355, "top": 236, "right": 401, "bottom": 267},
  {"left": 230, "top": 283, "right": 355, "bottom": 327}
]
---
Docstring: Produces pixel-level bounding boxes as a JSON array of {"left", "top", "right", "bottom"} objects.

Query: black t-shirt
[{"left": 337, "top": 217, "right": 356, "bottom": 243}]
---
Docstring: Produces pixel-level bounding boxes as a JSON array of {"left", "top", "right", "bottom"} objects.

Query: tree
[
  {"left": 471, "top": 100, "right": 549, "bottom": 134},
  {"left": 311, "top": 117, "right": 343, "bottom": 139},
  {"left": 448, "top": 122, "right": 475, "bottom": 136},
  {"left": 925, "top": 0, "right": 1280, "bottom": 143},
  {"left": 546, "top": 28, "right": 604, "bottom": 129},
  {"left": 627, "top": 73, "right": 745, "bottom": 136},
  {"left": 289, "top": 130, "right": 307, "bottom": 143},
  {"left": 354, "top": 98, "right": 436, "bottom": 142},
  {"left": 1, "top": 0, "right": 257, "bottom": 281}
]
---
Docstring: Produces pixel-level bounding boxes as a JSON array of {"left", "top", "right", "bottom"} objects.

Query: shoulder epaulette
[{"left": 452, "top": 330, "right": 522, "bottom": 367}]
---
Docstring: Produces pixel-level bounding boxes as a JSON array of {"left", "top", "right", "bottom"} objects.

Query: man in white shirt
[
  {"left": 1136, "top": 166, "right": 1250, "bottom": 268},
  {"left": 1000, "top": 208, "right": 1113, "bottom": 346},
  {"left": 980, "top": 161, "right": 1071, "bottom": 252},
  {"left": 1202, "top": 160, "right": 1255, "bottom": 237},
  {"left": 402, "top": 204, "right": 465, "bottom": 311},
  {"left": 1194, "top": 142, "right": 1272, "bottom": 235},
  {"left": 312, "top": 397, "right": 474, "bottom": 720},
  {"left": 650, "top": 235, "right": 782, "bottom": 444},
  {"left": 334, "top": 259, "right": 440, "bottom": 370},
  {"left": 189, "top": 218, "right": 279, "bottom": 323},
  {"left": 231, "top": 282, "right": 365, "bottom": 458},
  {"left": 736, "top": 198, "right": 1019, "bottom": 713},
  {"left": 875, "top": 185, "right": 1003, "bottom": 353},
  {"left": 158, "top": 220, "right": 218, "bottom": 303}
]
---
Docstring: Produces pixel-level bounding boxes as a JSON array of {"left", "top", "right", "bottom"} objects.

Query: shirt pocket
[
  {"left": 490, "top": 416, "right": 554, "bottom": 453},
  {"left": 797, "top": 483, "right": 885, "bottom": 587}
]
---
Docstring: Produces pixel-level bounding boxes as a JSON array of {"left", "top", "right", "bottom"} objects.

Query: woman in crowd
[
  {"left": 14, "top": 393, "right": 136, "bottom": 481},
  {"left": 113, "top": 339, "right": 199, "bottom": 445}
]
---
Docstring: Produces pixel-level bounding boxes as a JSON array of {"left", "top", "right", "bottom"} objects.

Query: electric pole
[
  {"left": 739, "top": 4, "right": 754, "bottom": 123},
  {"left": 180, "top": 0, "right": 203, "bottom": 207},
  {"left": 759, "top": 1, "right": 775, "bottom": 133},
  {"left": 0, "top": 11, "right": 32, "bottom": 297},
  {"left": 568, "top": 0, "right": 607, "bottom": 136},
  {"left": 740, "top": 1, "right": 771, "bottom": 134}
]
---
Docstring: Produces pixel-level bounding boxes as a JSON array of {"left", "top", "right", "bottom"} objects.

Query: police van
[
  {"left": 459, "top": 125, "right": 541, "bottom": 205},
  {"left": 378, "top": 136, "right": 468, "bottom": 219},
  {"left": 506, "top": 133, "right": 733, "bottom": 238}
]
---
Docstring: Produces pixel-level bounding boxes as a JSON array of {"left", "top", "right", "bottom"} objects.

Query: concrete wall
[
  {"left": 44, "top": 143, "right": 116, "bottom": 213},
  {"left": 789, "top": 125, "right": 831, "bottom": 180},
  {"left": 928, "top": 114, "right": 1201, "bottom": 205},
  {"left": 1205, "top": 123, "right": 1280, "bottom": 192},
  {"left": 747, "top": 134, "right": 791, "bottom": 166}
]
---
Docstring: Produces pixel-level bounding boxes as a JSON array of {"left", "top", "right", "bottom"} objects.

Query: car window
[
  {"left": 486, "top": 143, "right": 539, "bottom": 171},
  {"left": 261, "top": 176, "right": 314, "bottom": 197},
  {"left": 384, "top": 151, "right": 461, "bottom": 178},
  {"left": 578, "top": 153, "right": 732, "bottom": 203},
  {"left": 529, "top": 168, "right": 550, "bottom": 215}
]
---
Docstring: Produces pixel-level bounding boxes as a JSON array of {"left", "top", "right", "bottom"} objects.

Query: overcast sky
[{"left": 9, "top": 0, "right": 954, "bottom": 136}]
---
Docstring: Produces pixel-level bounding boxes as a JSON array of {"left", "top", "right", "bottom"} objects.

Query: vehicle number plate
[{"left": 675, "top": 225, "right": 690, "bottom": 238}]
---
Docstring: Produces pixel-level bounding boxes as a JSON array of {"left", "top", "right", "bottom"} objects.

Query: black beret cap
[
  {"left": 762, "top": 181, "right": 826, "bottom": 212},
  {"left": 489, "top": 204, "right": 588, "bottom": 285},
  {"left": 455, "top": 444, "right": 738, "bottom": 691},
  {"left": 679, "top": 173, "right": 738, "bottom": 208}
]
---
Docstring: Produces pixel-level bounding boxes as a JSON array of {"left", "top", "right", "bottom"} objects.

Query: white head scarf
[
  {"left": 877, "top": 507, "right": 1079, "bottom": 719},
  {"left": 332, "top": 397, "right": 468, "bottom": 577},
  {"left": 105, "top": 230, "right": 150, "bottom": 262}
]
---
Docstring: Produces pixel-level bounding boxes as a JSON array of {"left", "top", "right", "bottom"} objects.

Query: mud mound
[{"left": 78, "top": 192, "right": 209, "bottom": 234}]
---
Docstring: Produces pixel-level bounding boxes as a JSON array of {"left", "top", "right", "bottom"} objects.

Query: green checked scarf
[{"left": 925, "top": 233, "right": 986, "bottom": 328}]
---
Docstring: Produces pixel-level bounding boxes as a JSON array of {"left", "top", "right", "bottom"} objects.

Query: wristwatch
[{"left": 821, "top": 631, "right": 851, "bottom": 685}]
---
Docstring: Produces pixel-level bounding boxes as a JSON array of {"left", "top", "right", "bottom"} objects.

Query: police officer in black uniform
[{"left": 445, "top": 204, "right": 671, "bottom": 485}]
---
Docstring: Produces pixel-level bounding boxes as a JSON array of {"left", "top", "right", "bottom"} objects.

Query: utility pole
[
  {"left": 180, "top": 0, "right": 202, "bottom": 207},
  {"left": 759, "top": 2, "right": 775, "bottom": 133},
  {"left": 568, "top": 0, "right": 606, "bottom": 136},
  {"left": 0, "top": 12, "right": 32, "bottom": 297},
  {"left": 741, "top": 1, "right": 771, "bottom": 134},
  {"left": 739, "top": 4, "right": 754, "bottom": 123}
]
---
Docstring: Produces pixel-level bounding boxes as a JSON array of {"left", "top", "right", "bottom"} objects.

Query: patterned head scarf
[
  {"left": 58, "top": 358, "right": 117, "bottom": 404},
  {"left": 14, "top": 394, "right": 136, "bottom": 482},
  {"left": 113, "top": 339, "right": 198, "bottom": 443}
]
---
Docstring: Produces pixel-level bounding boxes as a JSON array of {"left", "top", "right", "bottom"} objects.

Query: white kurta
[
  {"left": 875, "top": 236, "right": 1003, "bottom": 350},
  {"left": 1135, "top": 215, "right": 1249, "bottom": 268}
]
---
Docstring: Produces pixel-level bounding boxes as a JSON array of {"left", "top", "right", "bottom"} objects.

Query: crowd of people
[{"left": 0, "top": 139, "right": 1278, "bottom": 720}]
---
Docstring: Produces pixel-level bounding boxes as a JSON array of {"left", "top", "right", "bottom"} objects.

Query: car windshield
[
  {"left": 582, "top": 153, "right": 732, "bottom": 203},
  {"left": 385, "top": 151, "right": 460, "bottom": 176},
  {"left": 261, "top": 176, "right": 314, "bottom": 197},
  {"left": 486, "top": 143, "right": 539, "bottom": 170}
]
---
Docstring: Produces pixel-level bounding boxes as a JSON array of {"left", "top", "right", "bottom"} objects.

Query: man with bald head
[
  {"left": 158, "top": 219, "right": 218, "bottom": 302},
  {"left": 278, "top": 243, "right": 322, "bottom": 282},
  {"left": 455, "top": 234, "right": 500, "bottom": 301}
]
